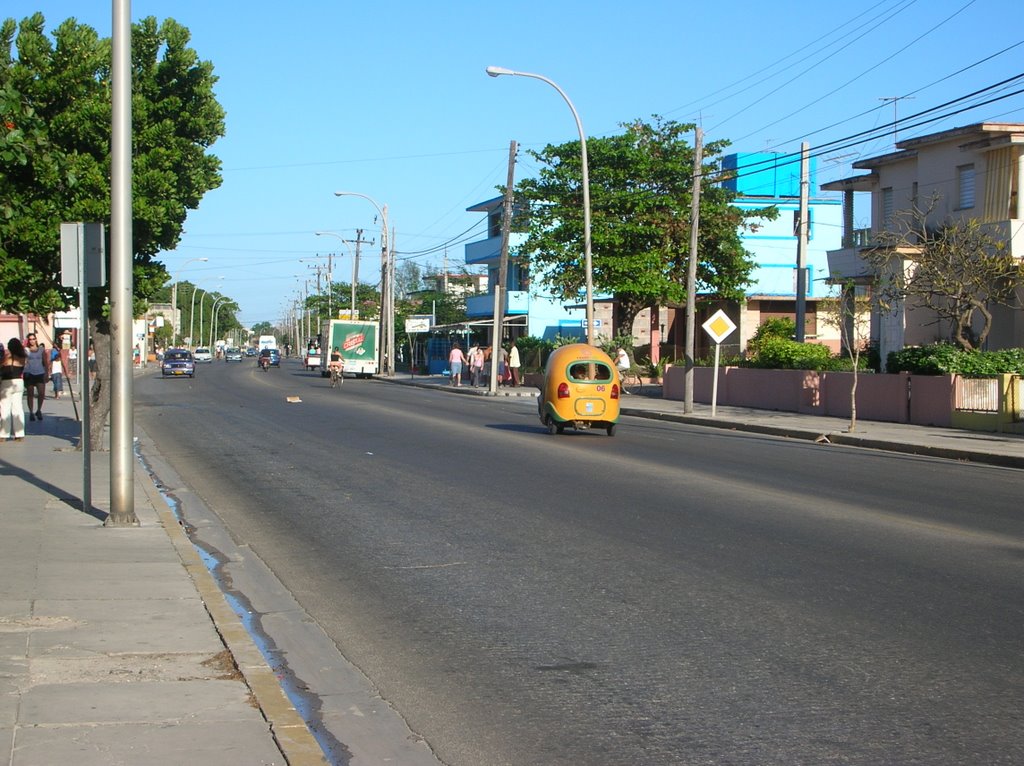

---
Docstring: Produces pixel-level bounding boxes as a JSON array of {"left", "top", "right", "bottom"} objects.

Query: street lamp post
[
  {"left": 170, "top": 257, "right": 208, "bottom": 345},
  {"left": 209, "top": 296, "right": 228, "bottom": 348},
  {"left": 486, "top": 66, "right": 594, "bottom": 345},
  {"left": 189, "top": 286, "right": 203, "bottom": 349},
  {"left": 333, "top": 192, "right": 394, "bottom": 376}
]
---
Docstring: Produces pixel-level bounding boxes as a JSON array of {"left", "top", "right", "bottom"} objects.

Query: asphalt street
[{"left": 134, "top": 357, "right": 1024, "bottom": 766}]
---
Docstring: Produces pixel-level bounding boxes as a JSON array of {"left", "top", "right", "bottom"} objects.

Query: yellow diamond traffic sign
[{"left": 701, "top": 309, "right": 736, "bottom": 344}]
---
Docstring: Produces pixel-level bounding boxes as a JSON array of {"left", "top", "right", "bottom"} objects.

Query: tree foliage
[
  {"left": 0, "top": 13, "right": 224, "bottom": 316},
  {"left": 1, "top": 13, "right": 224, "bottom": 445},
  {"left": 515, "top": 117, "right": 777, "bottom": 336},
  {"left": 305, "top": 281, "right": 381, "bottom": 322},
  {"left": 868, "top": 198, "right": 1024, "bottom": 351}
]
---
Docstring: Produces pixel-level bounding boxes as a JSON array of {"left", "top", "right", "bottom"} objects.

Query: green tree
[
  {"left": 394, "top": 261, "right": 423, "bottom": 298},
  {"left": 0, "top": 13, "right": 224, "bottom": 443},
  {"left": 515, "top": 117, "right": 776, "bottom": 337},
  {"left": 305, "top": 281, "right": 381, "bottom": 322}
]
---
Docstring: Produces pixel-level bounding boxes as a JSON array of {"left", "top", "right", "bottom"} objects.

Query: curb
[
  {"left": 135, "top": 458, "right": 328, "bottom": 765},
  {"left": 618, "top": 408, "right": 1024, "bottom": 470}
]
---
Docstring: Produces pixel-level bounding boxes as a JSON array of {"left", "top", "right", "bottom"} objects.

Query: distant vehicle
[
  {"left": 319, "top": 319, "right": 379, "bottom": 378},
  {"left": 193, "top": 347, "right": 213, "bottom": 363},
  {"left": 224, "top": 347, "right": 243, "bottom": 362},
  {"left": 257, "top": 335, "right": 278, "bottom": 351},
  {"left": 244, "top": 347, "right": 258, "bottom": 357},
  {"left": 305, "top": 347, "right": 321, "bottom": 371},
  {"left": 161, "top": 349, "right": 195, "bottom": 378},
  {"left": 259, "top": 348, "right": 281, "bottom": 368}
]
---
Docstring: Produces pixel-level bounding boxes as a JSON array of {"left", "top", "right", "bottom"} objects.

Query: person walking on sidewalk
[
  {"left": 470, "top": 345, "right": 485, "bottom": 387},
  {"left": 448, "top": 342, "right": 466, "bottom": 387},
  {"left": 50, "top": 347, "right": 64, "bottom": 399},
  {"left": 0, "top": 338, "right": 27, "bottom": 441},
  {"left": 23, "top": 333, "right": 50, "bottom": 421},
  {"left": 508, "top": 340, "right": 521, "bottom": 387}
]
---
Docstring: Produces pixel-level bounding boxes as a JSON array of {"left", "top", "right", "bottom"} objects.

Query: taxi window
[
  {"left": 568, "top": 362, "right": 612, "bottom": 382},
  {"left": 165, "top": 350, "right": 190, "bottom": 361}
]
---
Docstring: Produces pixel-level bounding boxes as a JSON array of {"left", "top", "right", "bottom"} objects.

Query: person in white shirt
[{"left": 615, "top": 347, "right": 630, "bottom": 373}]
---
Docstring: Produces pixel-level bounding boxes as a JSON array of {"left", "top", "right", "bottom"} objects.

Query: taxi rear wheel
[
  {"left": 545, "top": 416, "right": 562, "bottom": 435},
  {"left": 606, "top": 424, "right": 616, "bottom": 437}
]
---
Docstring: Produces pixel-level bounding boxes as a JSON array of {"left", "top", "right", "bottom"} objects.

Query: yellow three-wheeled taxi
[{"left": 537, "top": 344, "right": 621, "bottom": 436}]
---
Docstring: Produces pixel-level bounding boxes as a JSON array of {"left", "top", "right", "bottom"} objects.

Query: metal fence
[{"left": 954, "top": 377, "right": 999, "bottom": 413}]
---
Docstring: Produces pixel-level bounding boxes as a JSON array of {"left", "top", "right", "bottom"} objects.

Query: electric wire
[{"left": 719, "top": 0, "right": 980, "bottom": 140}]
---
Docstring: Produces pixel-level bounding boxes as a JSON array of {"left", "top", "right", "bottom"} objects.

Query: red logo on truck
[{"left": 342, "top": 333, "right": 365, "bottom": 352}]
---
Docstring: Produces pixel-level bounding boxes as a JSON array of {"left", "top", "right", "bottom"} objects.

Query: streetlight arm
[{"left": 485, "top": 66, "right": 594, "bottom": 344}]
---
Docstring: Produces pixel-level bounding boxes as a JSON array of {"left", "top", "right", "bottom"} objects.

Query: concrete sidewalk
[
  {"left": 0, "top": 388, "right": 325, "bottom": 765},
  {"left": 390, "top": 374, "right": 1024, "bottom": 470}
]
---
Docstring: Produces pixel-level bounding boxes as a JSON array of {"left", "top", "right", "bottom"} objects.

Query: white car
[{"left": 193, "top": 347, "right": 213, "bottom": 363}]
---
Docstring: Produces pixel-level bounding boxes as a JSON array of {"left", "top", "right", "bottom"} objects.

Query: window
[
  {"left": 958, "top": 164, "right": 975, "bottom": 209},
  {"left": 882, "top": 187, "right": 894, "bottom": 224}
]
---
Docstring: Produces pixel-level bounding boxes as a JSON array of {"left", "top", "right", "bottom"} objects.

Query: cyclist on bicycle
[
  {"left": 328, "top": 347, "right": 344, "bottom": 378},
  {"left": 615, "top": 347, "right": 630, "bottom": 375}
]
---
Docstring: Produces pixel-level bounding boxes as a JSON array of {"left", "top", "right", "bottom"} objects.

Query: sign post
[
  {"left": 404, "top": 314, "right": 433, "bottom": 378},
  {"left": 60, "top": 222, "right": 106, "bottom": 515},
  {"left": 701, "top": 309, "right": 736, "bottom": 418}
]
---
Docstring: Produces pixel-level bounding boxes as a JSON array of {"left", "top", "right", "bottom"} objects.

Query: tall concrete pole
[
  {"left": 107, "top": 0, "right": 137, "bottom": 526},
  {"left": 684, "top": 127, "right": 703, "bottom": 414},
  {"left": 489, "top": 140, "right": 517, "bottom": 395},
  {"left": 795, "top": 142, "right": 809, "bottom": 342},
  {"left": 353, "top": 229, "right": 362, "bottom": 317}
]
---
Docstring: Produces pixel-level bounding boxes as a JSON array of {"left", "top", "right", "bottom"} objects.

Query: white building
[{"left": 823, "top": 122, "right": 1024, "bottom": 363}]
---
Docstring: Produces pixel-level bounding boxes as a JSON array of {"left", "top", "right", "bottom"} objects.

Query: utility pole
[
  {"left": 108, "top": 0, "right": 137, "bottom": 526},
  {"left": 683, "top": 127, "right": 703, "bottom": 414},
  {"left": 795, "top": 141, "right": 809, "bottom": 343},
  {"left": 352, "top": 229, "right": 366, "bottom": 318},
  {"left": 490, "top": 140, "right": 517, "bottom": 395},
  {"left": 388, "top": 227, "right": 396, "bottom": 376}
]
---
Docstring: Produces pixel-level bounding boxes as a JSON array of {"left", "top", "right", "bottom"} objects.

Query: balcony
[
  {"left": 465, "top": 236, "right": 500, "bottom": 265},
  {"left": 466, "top": 290, "right": 529, "bottom": 318}
]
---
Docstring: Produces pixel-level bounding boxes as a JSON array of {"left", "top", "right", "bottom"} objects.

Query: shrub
[
  {"left": 514, "top": 335, "right": 557, "bottom": 372},
  {"left": 751, "top": 317, "right": 796, "bottom": 344},
  {"left": 742, "top": 336, "right": 833, "bottom": 371},
  {"left": 886, "top": 343, "right": 1024, "bottom": 375}
]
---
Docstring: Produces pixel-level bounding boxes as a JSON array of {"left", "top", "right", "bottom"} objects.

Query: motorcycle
[{"left": 259, "top": 355, "right": 270, "bottom": 371}]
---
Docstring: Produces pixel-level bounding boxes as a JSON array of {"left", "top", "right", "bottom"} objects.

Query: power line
[{"left": 723, "top": 0, "right": 980, "bottom": 141}]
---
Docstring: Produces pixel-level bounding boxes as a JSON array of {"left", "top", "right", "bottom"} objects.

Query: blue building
[
  {"left": 463, "top": 197, "right": 601, "bottom": 343},
  {"left": 718, "top": 151, "right": 844, "bottom": 353}
]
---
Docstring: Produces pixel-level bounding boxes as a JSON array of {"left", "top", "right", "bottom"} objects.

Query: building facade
[{"left": 823, "top": 122, "right": 1024, "bottom": 363}]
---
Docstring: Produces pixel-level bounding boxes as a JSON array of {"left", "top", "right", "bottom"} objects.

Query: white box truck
[{"left": 320, "top": 319, "right": 379, "bottom": 378}]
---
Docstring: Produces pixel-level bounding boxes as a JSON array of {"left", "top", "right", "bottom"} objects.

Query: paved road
[{"left": 136, "top": 358, "right": 1024, "bottom": 765}]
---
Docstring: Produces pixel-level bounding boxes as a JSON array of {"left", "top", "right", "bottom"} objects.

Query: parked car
[
  {"left": 224, "top": 347, "right": 243, "bottom": 362},
  {"left": 193, "top": 347, "right": 213, "bottom": 363},
  {"left": 161, "top": 349, "right": 195, "bottom": 378}
]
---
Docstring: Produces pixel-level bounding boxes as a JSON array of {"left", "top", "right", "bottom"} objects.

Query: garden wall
[{"left": 663, "top": 367, "right": 954, "bottom": 427}]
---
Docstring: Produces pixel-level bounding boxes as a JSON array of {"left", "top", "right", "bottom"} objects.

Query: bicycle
[
  {"left": 329, "top": 365, "right": 343, "bottom": 388},
  {"left": 617, "top": 367, "right": 643, "bottom": 395}
]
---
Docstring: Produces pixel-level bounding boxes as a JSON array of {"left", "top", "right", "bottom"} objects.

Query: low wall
[{"left": 664, "top": 367, "right": 954, "bottom": 427}]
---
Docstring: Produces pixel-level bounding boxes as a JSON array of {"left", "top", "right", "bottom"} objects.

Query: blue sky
[{"left": 7, "top": 0, "right": 1023, "bottom": 325}]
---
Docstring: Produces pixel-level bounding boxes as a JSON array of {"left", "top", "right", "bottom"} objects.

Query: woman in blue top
[{"left": 23, "top": 333, "right": 50, "bottom": 421}]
